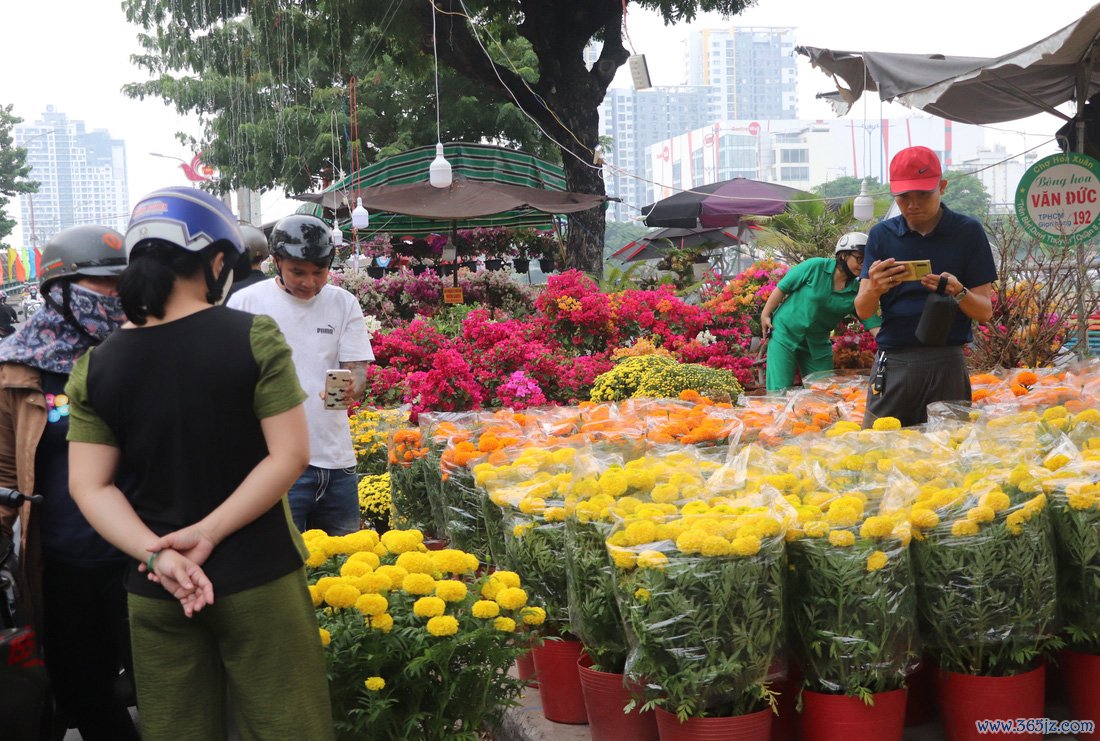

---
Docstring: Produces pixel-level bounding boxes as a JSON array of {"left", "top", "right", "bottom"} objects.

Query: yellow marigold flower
[
  {"left": 1044, "top": 453, "right": 1071, "bottom": 471},
  {"left": 495, "top": 587, "right": 529, "bottom": 610},
  {"left": 356, "top": 572, "right": 392, "bottom": 594},
  {"left": 700, "top": 535, "right": 732, "bottom": 557},
  {"left": 345, "top": 529, "right": 381, "bottom": 553},
  {"left": 323, "top": 583, "right": 361, "bottom": 609},
  {"left": 951, "top": 520, "right": 981, "bottom": 537},
  {"left": 494, "top": 617, "right": 517, "bottom": 633},
  {"left": 1025, "top": 493, "right": 1048, "bottom": 513},
  {"left": 675, "top": 530, "right": 707, "bottom": 554},
  {"left": 365, "top": 676, "right": 385, "bottom": 692},
  {"left": 785, "top": 527, "right": 804, "bottom": 542},
  {"left": 625, "top": 520, "right": 659, "bottom": 546},
  {"left": 355, "top": 593, "right": 390, "bottom": 617},
  {"left": 340, "top": 560, "right": 372, "bottom": 578},
  {"left": 633, "top": 587, "right": 651, "bottom": 603},
  {"left": 544, "top": 506, "right": 567, "bottom": 522},
  {"left": 381, "top": 529, "right": 423, "bottom": 554},
  {"left": 492, "top": 571, "right": 522, "bottom": 589},
  {"left": 473, "top": 600, "right": 501, "bottom": 619},
  {"left": 803, "top": 520, "right": 830, "bottom": 538},
  {"left": 426, "top": 615, "right": 459, "bottom": 637},
  {"left": 978, "top": 490, "right": 1011, "bottom": 513},
  {"left": 1069, "top": 491, "right": 1096, "bottom": 510},
  {"left": 891, "top": 521, "right": 913, "bottom": 547},
  {"left": 308, "top": 585, "right": 323, "bottom": 607},
  {"left": 521, "top": 606, "right": 546, "bottom": 625},
  {"left": 828, "top": 530, "right": 855, "bottom": 547},
  {"left": 395, "top": 551, "right": 435, "bottom": 575},
  {"left": 375, "top": 565, "right": 408, "bottom": 589},
  {"left": 637, "top": 550, "right": 669, "bottom": 569},
  {"left": 369, "top": 612, "right": 394, "bottom": 633},
  {"left": 966, "top": 505, "right": 996, "bottom": 524},
  {"left": 825, "top": 505, "right": 860, "bottom": 528},
  {"left": 413, "top": 596, "right": 446, "bottom": 618},
  {"left": 318, "top": 627, "right": 331, "bottom": 646},
  {"left": 866, "top": 550, "right": 889, "bottom": 572},
  {"left": 609, "top": 546, "right": 637, "bottom": 570},
  {"left": 731, "top": 534, "right": 762, "bottom": 556},
  {"left": 305, "top": 550, "right": 328, "bottom": 568},
  {"left": 859, "top": 516, "right": 893, "bottom": 540},
  {"left": 910, "top": 509, "right": 940, "bottom": 530},
  {"left": 401, "top": 573, "right": 437, "bottom": 596},
  {"left": 435, "top": 580, "right": 468, "bottom": 603},
  {"left": 872, "top": 417, "right": 902, "bottom": 431}
]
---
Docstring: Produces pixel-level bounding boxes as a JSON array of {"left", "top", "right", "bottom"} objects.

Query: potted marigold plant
[
  {"left": 909, "top": 467, "right": 1060, "bottom": 741},
  {"left": 610, "top": 506, "right": 786, "bottom": 738},
  {"left": 386, "top": 427, "right": 435, "bottom": 535},
  {"left": 304, "top": 528, "right": 546, "bottom": 740}
]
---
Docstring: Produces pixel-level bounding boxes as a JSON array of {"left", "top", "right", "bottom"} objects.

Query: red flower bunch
[
  {"left": 402, "top": 348, "right": 483, "bottom": 421},
  {"left": 495, "top": 371, "right": 548, "bottom": 410},
  {"left": 534, "top": 270, "right": 614, "bottom": 353},
  {"left": 705, "top": 259, "right": 789, "bottom": 339},
  {"left": 611, "top": 286, "right": 713, "bottom": 352}
]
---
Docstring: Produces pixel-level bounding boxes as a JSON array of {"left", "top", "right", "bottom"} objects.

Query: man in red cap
[{"left": 854, "top": 145, "right": 996, "bottom": 427}]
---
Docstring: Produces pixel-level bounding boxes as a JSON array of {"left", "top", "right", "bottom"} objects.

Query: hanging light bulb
[
  {"left": 853, "top": 179, "right": 875, "bottom": 222},
  {"left": 331, "top": 223, "right": 344, "bottom": 247},
  {"left": 351, "top": 197, "right": 370, "bottom": 229},
  {"left": 430, "top": 143, "right": 452, "bottom": 189}
]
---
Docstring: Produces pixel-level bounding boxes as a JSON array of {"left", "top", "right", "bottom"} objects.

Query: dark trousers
[
  {"left": 862, "top": 345, "right": 972, "bottom": 428},
  {"left": 41, "top": 557, "right": 139, "bottom": 741}
]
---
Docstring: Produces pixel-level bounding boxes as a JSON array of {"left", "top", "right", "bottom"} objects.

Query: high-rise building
[
  {"left": 685, "top": 27, "right": 797, "bottom": 122},
  {"left": 16, "top": 106, "right": 130, "bottom": 249},
  {"left": 599, "top": 86, "right": 712, "bottom": 222}
]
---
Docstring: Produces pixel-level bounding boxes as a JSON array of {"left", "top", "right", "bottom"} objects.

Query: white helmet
[{"left": 834, "top": 232, "right": 868, "bottom": 255}]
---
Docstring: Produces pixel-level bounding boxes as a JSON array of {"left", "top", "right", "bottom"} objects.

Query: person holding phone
[
  {"left": 65, "top": 187, "right": 333, "bottom": 740},
  {"left": 228, "top": 214, "right": 373, "bottom": 535},
  {"left": 855, "top": 146, "right": 996, "bottom": 427},
  {"left": 759, "top": 232, "right": 880, "bottom": 392}
]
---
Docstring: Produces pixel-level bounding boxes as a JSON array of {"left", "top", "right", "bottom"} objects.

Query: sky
[{"left": 2, "top": 0, "right": 1096, "bottom": 245}]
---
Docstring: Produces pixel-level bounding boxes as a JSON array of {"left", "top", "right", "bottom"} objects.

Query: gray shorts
[{"left": 862, "top": 345, "right": 972, "bottom": 428}]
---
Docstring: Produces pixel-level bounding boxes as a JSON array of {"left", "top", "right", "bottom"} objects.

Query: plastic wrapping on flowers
[
  {"left": 350, "top": 406, "right": 410, "bottom": 476},
  {"left": 439, "top": 415, "right": 526, "bottom": 562},
  {"left": 909, "top": 461, "right": 1060, "bottom": 676},
  {"left": 417, "top": 412, "right": 480, "bottom": 543},
  {"left": 609, "top": 497, "right": 790, "bottom": 720},
  {"left": 639, "top": 395, "right": 744, "bottom": 453},
  {"left": 786, "top": 488, "right": 920, "bottom": 699},
  {"left": 303, "top": 528, "right": 546, "bottom": 741},
  {"left": 387, "top": 427, "right": 433, "bottom": 534},
  {"left": 1043, "top": 455, "right": 1100, "bottom": 652}
]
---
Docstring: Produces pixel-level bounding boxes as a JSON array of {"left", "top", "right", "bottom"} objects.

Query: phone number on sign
[{"left": 975, "top": 718, "right": 1095, "bottom": 735}]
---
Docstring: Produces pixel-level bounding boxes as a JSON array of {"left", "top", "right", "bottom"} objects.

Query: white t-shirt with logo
[{"left": 228, "top": 280, "right": 374, "bottom": 469}]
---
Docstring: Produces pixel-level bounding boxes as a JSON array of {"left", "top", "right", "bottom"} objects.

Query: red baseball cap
[{"left": 889, "top": 146, "right": 943, "bottom": 195}]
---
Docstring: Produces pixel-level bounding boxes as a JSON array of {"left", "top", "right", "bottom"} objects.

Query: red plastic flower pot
[
  {"left": 531, "top": 639, "right": 588, "bottom": 724},
  {"left": 653, "top": 706, "right": 772, "bottom": 741},
  {"left": 577, "top": 653, "right": 658, "bottom": 741},
  {"left": 936, "top": 665, "right": 1045, "bottom": 741},
  {"left": 1060, "top": 650, "right": 1100, "bottom": 740},
  {"left": 799, "top": 688, "right": 906, "bottom": 741},
  {"left": 769, "top": 674, "right": 801, "bottom": 741},
  {"left": 515, "top": 648, "right": 537, "bottom": 688}
]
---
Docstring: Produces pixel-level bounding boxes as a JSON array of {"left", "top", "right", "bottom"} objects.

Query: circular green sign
[{"left": 1015, "top": 152, "right": 1100, "bottom": 245}]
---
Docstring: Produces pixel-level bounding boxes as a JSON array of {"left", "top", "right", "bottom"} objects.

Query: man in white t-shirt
[{"left": 228, "top": 214, "right": 373, "bottom": 535}]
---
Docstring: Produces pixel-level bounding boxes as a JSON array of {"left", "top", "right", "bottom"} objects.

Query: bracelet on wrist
[{"left": 146, "top": 552, "right": 160, "bottom": 572}]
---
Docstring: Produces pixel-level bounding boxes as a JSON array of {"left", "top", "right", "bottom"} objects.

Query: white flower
[
  {"left": 363, "top": 314, "right": 383, "bottom": 340},
  {"left": 695, "top": 329, "right": 716, "bottom": 346}
]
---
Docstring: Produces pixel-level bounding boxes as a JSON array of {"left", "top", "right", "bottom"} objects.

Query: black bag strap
[{"left": 936, "top": 275, "right": 949, "bottom": 295}]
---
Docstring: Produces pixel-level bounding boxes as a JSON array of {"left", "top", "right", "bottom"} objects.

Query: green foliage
[
  {"left": 604, "top": 220, "right": 649, "bottom": 258},
  {"left": 787, "top": 538, "right": 919, "bottom": 697},
  {"left": 503, "top": 511, "right": 570, "bottom": 626},
  {"left": 749, "top": 197, "right": 859, "bottom": 264},
  {"left": 598, "top": 262, "right": 644, "bottom": 292},
  {"left": 0, "top": 105, "right": 37, "bottom": 244},
  {"left": 811, "top": 176, "right": 880, "bottom": 200},
  {"left": 565, "top": 518, "right": 628, "bottom": 671},
  {"left": 942, "top": 169, "right": 992, "bottom": 221},
  {"left": 1047, "top": 477, "right": 1100, "bottom": 652}
]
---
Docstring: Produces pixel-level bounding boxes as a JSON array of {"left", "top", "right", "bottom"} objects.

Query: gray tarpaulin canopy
[{"left": 796, "top": 3, "right": 1100, "bottom": 126}]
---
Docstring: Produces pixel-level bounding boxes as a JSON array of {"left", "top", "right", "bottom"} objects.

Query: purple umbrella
[{"left": 641, "top": 177, "right": 812, "bottom": 229}]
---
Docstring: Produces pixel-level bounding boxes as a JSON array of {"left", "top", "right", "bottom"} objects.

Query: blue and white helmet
[{"left": 125, "top": 186, "right": 249, "bottom": 281}]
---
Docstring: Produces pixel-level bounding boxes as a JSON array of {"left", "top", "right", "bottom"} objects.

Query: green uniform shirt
[{"left": 772, "top": 257, "right": 881, "bottom": 361}]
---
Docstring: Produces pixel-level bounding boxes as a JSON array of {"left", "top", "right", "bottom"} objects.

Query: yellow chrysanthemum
[
  {"left": 472, "top": 600, "right": 501, "bottom": 619},
  {"left": 355, "top": 593, "right": 390, "bottom": 617},
  {"left": 1005, "top": 510, "right": 1028, "bottom": 536},
  {"left": 731, "top": 534, "right": 762, "bottom": 556},
  {"left": 365, "top": 676, "right": 385, "bottom": 691},
  {"left": 966, "top": 505, "right": 996, "bottom": 524},
  {"left": 609, "top": 547, "right": 637, "bottom": 570},
  {"left": 494, "top": 617, "right": 517, "bottom": 633},
  {"left": 872, "top": 417, "right": 902, "bottom": 431},
  {"left": 492, "top": 571, "right": 522, "bottom": 589},
  {"left": 828, "top": 530, "right": 855, "bottom": 547},
  {"left": 305, "top": 550, "right": 328, "bottom": 568},
  {"left": 636, "top": 550, "right": 669, "bottom": 569},
  {"left": 1068, "top": 491, "right": 1096, "bottom": 510},
  {"left": 340, "top": 559, "right": 372, "bottom": 578},
  {"left": 401, "top": 573, "right": 438, "bottom": 596},
  {"left": 426, "top": 615, "right": 459, "bottom": 637},
  {"left": 413, "top": 596, "right": 447, "bottom": 618},
  {"left": 323, "top": 583, "right": 361, "bottom": 609},
  {"left": 520, "top": 606, "right": 547, "bottom": 625},
  {"left": 318, "top": 627, "right": 331, "bottom": 646},
  {"left": 369, "top": 612, "right": 394, "bottom": 633},
  {"left": 951, "top": 520, "right": 981, "bottom": 537},
  {"left": 495, "top": 587, "right": 529, "bottom": 610},
  {"left": 866, "top": 550, "right": 889, "bottom": 571},
  {"left": 434, "top": 580, "right": 468, "bottom": 603}
]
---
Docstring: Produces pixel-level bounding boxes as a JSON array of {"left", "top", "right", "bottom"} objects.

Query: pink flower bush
[{"left": 495, "top": 371, "right": 547, "bottom": 410}]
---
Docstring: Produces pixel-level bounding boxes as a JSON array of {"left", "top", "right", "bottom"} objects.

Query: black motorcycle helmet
[
  {"left": 240, "top": 224, "right": 270, "bottom": 264},
  {"left": 269, "top": 215, "right": 335, "bottom": 268},
  {"left": 39, "top": 225, "right": 127, "bottom": 337}
]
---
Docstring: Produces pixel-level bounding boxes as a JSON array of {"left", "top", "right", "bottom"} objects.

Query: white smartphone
[{"left": 323, "top": 369, "right": 353, "bottom": 410}]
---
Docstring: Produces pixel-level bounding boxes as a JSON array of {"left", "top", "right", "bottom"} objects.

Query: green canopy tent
[{"left": 294, "top": 142, "right": 603, "bottom": 238}]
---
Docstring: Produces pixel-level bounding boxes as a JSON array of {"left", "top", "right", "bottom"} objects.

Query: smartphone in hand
[
  {"left": 895, "top": 259, "right": 932, "bottom": 281},
  {"left": 323, "top": 369, "right": 353, "bottom": 410}
]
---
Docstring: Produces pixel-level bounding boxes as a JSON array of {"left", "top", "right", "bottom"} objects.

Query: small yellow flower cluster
[
  {"left": 349, "top": 407, "right": 409, "bottom": 474},
  {"left": 589, "top": 355, "right": 678, "bottom": 402},
  {"left": 357, "top": 472, "right": 392, "bottom": 527}
]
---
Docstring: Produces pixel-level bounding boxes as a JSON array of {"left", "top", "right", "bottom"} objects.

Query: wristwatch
[{"left": 953, "top": 287, "right": 969, "bottom": 303}]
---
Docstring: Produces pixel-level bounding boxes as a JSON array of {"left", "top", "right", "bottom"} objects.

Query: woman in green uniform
[{"left": 760, "top": 232, "right": 880, "bottom": 392}]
